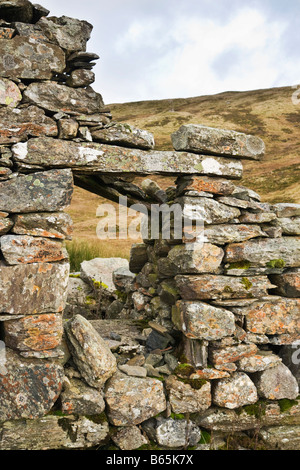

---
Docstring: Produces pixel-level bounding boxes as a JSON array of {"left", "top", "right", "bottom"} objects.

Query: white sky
[{"left": 40, "top": 0, "right": 300, "bottom": 104}]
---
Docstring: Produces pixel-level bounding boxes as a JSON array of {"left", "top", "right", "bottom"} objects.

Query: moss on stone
[
  {"left": 170, "top": 412, "right": 185, "bottom": 420},
  {"left": 240, "top": 277, "right": 253, "bottom": 290},
  {"left": 174, "top": 363, "right": 195, "bottom": 378},
  {"left": 227, "top": 260, "right": 251, "bottom": 270},
  {"left": 266, "top": 259, "right": 286, "bottom": 269},
  {"left": 85, "top": 412, "right": 108, "bottom": 424},
  {"left": 278, "top": 398, "right": 298, "bottom": 413}
]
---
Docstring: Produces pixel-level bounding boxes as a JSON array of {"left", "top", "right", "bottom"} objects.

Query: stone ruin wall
[{"left": 0, "top": 0, "right": 300, "bottom": 450}]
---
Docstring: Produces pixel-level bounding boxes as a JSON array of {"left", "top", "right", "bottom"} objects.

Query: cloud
[{"left": 36, "top": 0, "right": 300, "bottom": 103}]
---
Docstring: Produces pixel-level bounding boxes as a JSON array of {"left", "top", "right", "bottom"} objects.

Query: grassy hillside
[{"left": 66, "top": 85, "right": 300, "bottom": 263}]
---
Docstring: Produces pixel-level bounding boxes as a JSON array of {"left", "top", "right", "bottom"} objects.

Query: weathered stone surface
[
  {"left": 4, "top": 313, "right": 63, "bottom": 351},
  {"left": 0, "top": 262, "right": 69, "bottom": 314},
  {"left": 112, "top": 426, "right": 148, "bottom": 450},
  {"left": 209, "top": 344, "right": 258, "bottom": 366},
  {"left": 129, "top": 243, "right": 148, "bottom": 273},
  {"left": 58, "top": 118, "right": 79, "bottom": 140},
  {"left": 274, "top": 217, "right": 300, "bottom": 235},
  {"left": 165, "top": 375, "right": 211, "bottom": 413},
  {"left": 118, "top": 364, "right": 147, "bottom": 378},
  {"left": 0, "top": 78, "right": 21, "bottom": 108},
  {"left": 253, "top": 363, "right": 299, "bottom": 400},
  {"left": 0, "top": 235, "right": 68, "bottom": 264},
  {"left": 0, "top": 36, "right": 65, "bottom": 80},
  {"left": 64, "top": 276, "right": 95, "bottom": 319},
  {"left": 175, "top": 274, "right": 273, "bottom": 300},
  {"left": 0, "top": 348, "right": 64, "bottom": 421},
  {"left": 173, "top": 300, "right": 235, "bottom": 341},
  {"left": 81, "top": 257, "right": 129, "bottom": 292},
  {"left": 141, "top": 179, "right": 167, "bottom": 203},
  {"left": 190, "top": 369, "right": 230, "bottom": 380},
  {"left": 272, "top": 203, "right": 300, "bottom": 218},
  {"left": 113, "top": 266, "right": 135, "bottom": 292},
  {"left": 171, "top": 124, "right": 265, "bottom": 160},
  {"left": 178, "top": 196, "right": 241, "bottom": 224},
  {"left": 158, "top": 244, "right": 224, "bottom": 276},
  {"left": 212, "top": 372, "right": 258, "bottom": 409},
  {"left": 203, "top": 224, "right": 266, "bottom": 245},
  {"left": 0, "top": 216, "right": 13, "bottom": 235},
  {"left": 0, "top": 415, "right": 109, "bottom": 450},
  {"left": 37, "top": 15, "right": 93, "bottom": 53},
  {"left": 0, "top": 106, "right": 58, "bottom": 144},
  {"left": 12, "top": 136, "right": 243, "bottom": 177},
  {"left": 176, "top": 175, "right": 235, "bottom": 196},
  {"left": 225, "top": 237, "right": 300, "bottom": 272},
  {"left": 65, "top": 315, "right": 117, "bottom": 389},
  {"left": 236, "top": 297, "right": 300, "bottom": 336},
  {"left": 237, "top": 351, "right": 282, "bottom": 373},
  {"left": 104, "top": 371, "right": 166, "bottom": 426},
  {"left": 24, "top": 83, "right": 105, "bottom": 115},
  {"left": 0, "top": 26, "right": 14, "bottom": 39},
  {"left": 239, "top": 212, "right": 277, "bottom": 224},
  {"left": 60, "top": 377, "right": 105, "bottom": 415},
  {"left": 0, "top": 169, "right": 73, "bottom": 213},
  {"left": 269, "top": 269, "right": 300, "bottom": 298},
  {"left": 92, "top": 122, "right": 155, "bottom": 150},
  {"left": 11, "top": 212, "right": 73, "bottom": 240},
  {"left": 66, "top": 69, "right": 95, "bottom": 87},
  {"left": 259, "top": 425, "right": 300, "bottom": 451},
  {"left": 143, "top": 417, "right": 201, "bottom": 448},
  {"left": 0, "top": 0, "right": 33, "bottom": 23}
]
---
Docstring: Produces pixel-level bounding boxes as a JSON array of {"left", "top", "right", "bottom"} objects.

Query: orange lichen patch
[{"left": 0, "top": 28, "right": 15, "bottom": 39}]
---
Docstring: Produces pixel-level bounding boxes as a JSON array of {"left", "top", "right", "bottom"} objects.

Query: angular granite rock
[
  {"left": 24, "top": 82, "right": 105, "bottom": 116},
  {"left": 0, "top": 36, "right": 65, "bottom": 80},
  {"left": 209, "top": 344, "right": 258, "bottom": 366},
  {"left": 37, "top": 15, "right": 93, "bottom": 53},
  {"left": 60, "top": 377, "right": 105, "bottom": 416},
  {"left": 12, "top": 136, "right": 243, "bottom": 177},
  {"left": 104, "top": 371, "right": 166, "bottom": 426},
  {"left": 0, "top": 0, "right": 33, "bottom": 23},
  {"left": 173, "top": 300, "right": 235, "bottom": 341},
  {"left": 3, "top": 313, "right": 63, "bottom": 351},
  {"left": 11, "top": 212, "right": 73, "bottom": 240},
  {"left": 0, "top": 106, "right": 58, "bottom": 144},
  {"left": 0, "top": 169, "right": 73, "bottom": 213},
  {"left": 269, "top": 269, "right": 300, "bottom": 298},
  {"left": 175, "top": 274, "right": 273, "bottom": 300},
  {"left": 165, "top": 375, "right": 211, "bottom": 413},
  {"left": 0, "top": 78, "right": 22, "bottom": 108},
  {"left": 91, "top": 122, "right": 155, "bottom": 150},
  {"left": 171, "top": 124, "right": 265, "bottom": 160},
  {"left": 0, "top": 262, "right": 70, "bottom": 315},
  {"left": 65, "top": 315, "right": 117, "bottom": 389},
  {"left": 177, "top": 196, "right": 241, "bottom": 224},
  {"left": 0, "top": 348, "right": 64, "bottom": 421},
  {"left": 158, "top": 243, "right": 224, "bottom": 276},
  {"left": 253, "top": 363, "right": 299, "bottom": 400},
  {"left": 203, "top": 224, "right": 266, "bottom": 245},
  {"left": 237, "top": 351, "right": 282, "bottom": 373},
  {"left": 0, "top": 235, "right": 68, "bottom": 265},
  {"left": 212, "top": 372, "right": 258, "bottom": 409}
]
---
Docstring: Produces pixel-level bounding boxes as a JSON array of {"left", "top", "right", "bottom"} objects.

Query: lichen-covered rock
[
  {"left": 0, "top": 262, "right": 69, "bottom": 314},
  {"left": 12, "top": 136, "right": 243, "bottom": 177},
  {"left": 0, "top": 235, "right": 68, "bottom": 265},
  {"left": 0, "top": 414, "right": 109, "bottom": 450},
  {"left": 111, "top": 426, "right": 148, "bottom": 450},
  {"left": 66, "top": 69, "right": 95, "bottom": 87},
  {"left": 0, "top": 169, "right": 73, "bottom": 213},
  {"left": 0, "top": 36, "right": 65, "bottom": 80},
  {"left": 274, "top": 217, "right": 300, "bottom": 235},
  {"left": 0, "top": 78, "right": 22, "bottom": 108},
  {"left": 175, "top": 274, "right": 273, "bottom": 300},
  {"left": 158, "top": 244, "right": 224, "bottom": 277},
  {"left": 173, "top": 300, "right": 235, "bottom": 341},
  {"left": 104, "top": 371, "right": 166, "bottom": 426},
  {"left": 0, "top": 216, "right": 13, "bottom": 235},
  {"left": 142, "top": 417, "right": 201, "bottom": 448},
  {"left": 204, "top": 224, "right": 266, "bottom": 245},
  {"left": 253, "top": 363, "right": 299, "bottom": 400},
  {"left": 259, "top": 425, "right": 300, "bottom": 451},
  {"left": 212, "top": 372, "right": 258, "bottom": 409},
  {"left": 171, "top": 124, "right": 265, "bottom": 160},
  {"left": 11, "top": 212, "right": 73, "bottom": 240},
  {"left": 3, "top": 313, "right": 63, "bottom": 351},
  {"left": 24, "top": 82, "right": 105, "bottom": 115},
  {"left": 272, "top": 203, "right": 300, "bottom": 218},
  {"left": 177, "top": 196, "right": 241, "bottom": 224},
  {"left": 0, "top": 348, "right": 64, "bottom": 421},
  {"left": 176, "top": 175, "right": 235, "bottom": 196},
  {"left": 60, "top": 378, "right": 105, "bottom": 415},
  {"left": 209, "top": 344, "right": 258, "bottom": 366},
  {"left": 92, "top": 122, "right": 155, "bottom": 150},
  {"left": 80, "top": 257, "right": 129, "bottom": 292},
  {"left": 65, "top": 315, "right": 117, "bottom": 389},
  {"left": 37, "top": 15, "right": 93, "bottom": 53},
  {"left": 165, "top": 375, "right": 211, "bottom": 413},
  {"left": 0, "top": 106, "right": 58, "bottom": 144},
  {"left": 237, "top": 351, "right": 282, "bottom": 373}
]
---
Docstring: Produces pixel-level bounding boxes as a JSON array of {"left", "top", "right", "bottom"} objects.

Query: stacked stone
[{"left": 129, "top": 124, "right": 300, "bottom": 414}]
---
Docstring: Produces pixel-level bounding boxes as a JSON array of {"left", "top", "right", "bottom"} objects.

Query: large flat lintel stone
[{"left": 12, "top": 137, "right": 244, "bottom": 178}]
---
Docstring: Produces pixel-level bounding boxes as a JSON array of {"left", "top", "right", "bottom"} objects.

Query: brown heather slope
[{"left": 67, "top": 86, "right": 299, "bottom": 256}]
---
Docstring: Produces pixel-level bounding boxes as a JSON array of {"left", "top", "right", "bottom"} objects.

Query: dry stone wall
[{"left": 0, "top": 0, "right": 300, "bottom": 451}]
